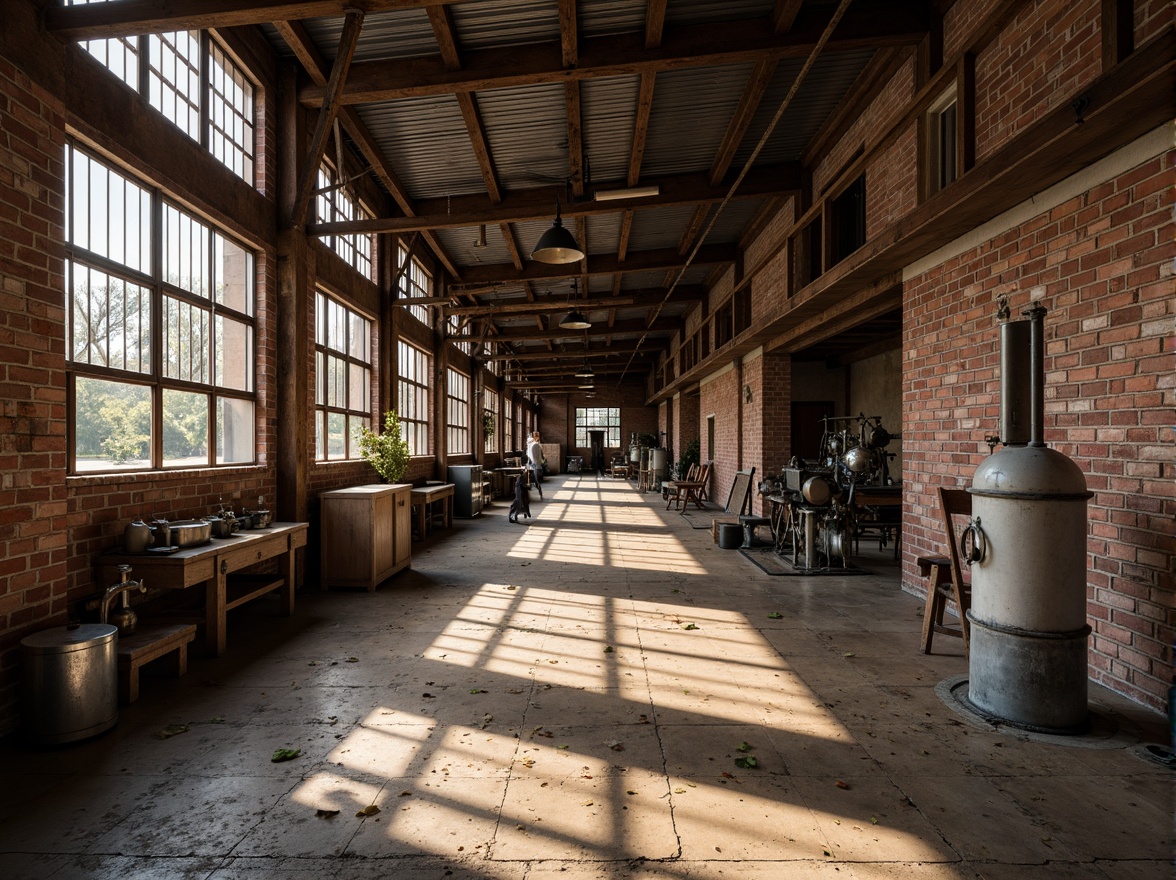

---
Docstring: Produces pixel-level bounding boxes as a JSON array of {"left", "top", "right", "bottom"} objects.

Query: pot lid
[{"left": 21, "top": 624, "right": 118, "bottom": 654}]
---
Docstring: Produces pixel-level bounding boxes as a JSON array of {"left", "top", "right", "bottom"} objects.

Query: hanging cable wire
[{"left": 617, "top": 0, "right": 856, "bottom": 385}]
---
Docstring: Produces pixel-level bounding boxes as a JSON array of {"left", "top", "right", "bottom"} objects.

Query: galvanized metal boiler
[{"left": 967, "top": 302, "right": 1093, "bottom": 732}]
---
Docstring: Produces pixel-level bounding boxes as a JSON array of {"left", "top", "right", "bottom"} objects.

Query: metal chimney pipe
[
  {"left": 999, "top": 319, "right": 1031, "bottom": 446},
  {"left": 1025, "top": 304, "right": 1047, "bottom": 448}
]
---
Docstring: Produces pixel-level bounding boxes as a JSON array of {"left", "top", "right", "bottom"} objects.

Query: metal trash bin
[
  {"left": 717, "top": 522, "right": 743, "bottom": 549},
  {"left": 21, "top": 624, "right": 118, "bottom": 744}
]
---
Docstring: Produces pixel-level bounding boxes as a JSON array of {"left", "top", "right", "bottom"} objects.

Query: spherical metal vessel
[{"left": 842, "top": 445, "right": 873, "bottom": 475}]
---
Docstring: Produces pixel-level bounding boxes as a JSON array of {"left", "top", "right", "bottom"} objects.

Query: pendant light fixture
[
  {"left": 574, "top": 330, "right": 594, "bottom": 378},
  {"left": 531, "top": 196, "right": 584, "bottom": 264},
  {"left": 557, "top": 278, "right": 592, "bottom": 330}
]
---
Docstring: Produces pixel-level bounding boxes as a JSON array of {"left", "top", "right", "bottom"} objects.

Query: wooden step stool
[{"left": 117, "top": 622, "right": 198, "bottom": 705}]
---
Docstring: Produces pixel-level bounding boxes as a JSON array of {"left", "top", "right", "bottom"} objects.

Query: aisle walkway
[{"left": 0, "top": 474, "right": 1168, "bottom": 879}]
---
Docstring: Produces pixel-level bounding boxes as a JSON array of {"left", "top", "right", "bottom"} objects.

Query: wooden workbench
[
  {"left": 410, "top": 483, "right": 455, "bottom": 538},
  {"left": 100, "top": 522, "right": 308, "bottom": 656}
]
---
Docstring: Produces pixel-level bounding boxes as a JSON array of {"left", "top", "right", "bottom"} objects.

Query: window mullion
[{"left": 199, "top": 31, "right": 210, "bottom": 152}]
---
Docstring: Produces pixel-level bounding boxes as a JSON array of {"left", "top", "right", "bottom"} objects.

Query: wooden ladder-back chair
[
  {"left": 664, "top": 463, "right": 699, "bottom": 510},
  {"left": 695, "top": 461, "right": 713, "bottom": 503},
  {"left": 917, "top": 487, "right": 974, "bottom": 656}
]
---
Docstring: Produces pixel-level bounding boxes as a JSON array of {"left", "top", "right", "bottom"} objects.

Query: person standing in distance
[{"left": 526, "top": 431, "right": 546, "bottom": 500}]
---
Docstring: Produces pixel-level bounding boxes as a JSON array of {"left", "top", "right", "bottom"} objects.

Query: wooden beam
[
  {"left": 565, "top": 82, "right": 585, "bottom": 197},
  {"left": 489, "top": 344, "right": 662, "bottom": 361},
  {"left": 457, "top": 92, "right": 502, "bottom": 203},
  {"left": 710, "top": 58, "right": 778, "bottom": 185},
  {"left": 772, "top": 0, "right": 804, "bottom": 34},
  {"left": 559, "top": 0, "right": 579, "bottom": 67},
  {"left": 452, "top": 244, "right": 736, "bottom": 286},
  {"left": 445, "top": 297, "right": 638, "bottom": 318},
  {"left": 47, "top": 0, "right": 481, "bottom": 39},
  {"left": 299, "top": 4, "right": 929, "bottom": 106},
  {"left": 458, "top": 316, "right": 678, "bottom": 341},
  {"left": 645, "top": 0, "right": 668, "bottom": 49},
  {"left": 291, "top": 8, "right": 364, "bottom": 228},
  {"left": 427, "top": 4, "right": 463, "bottom": 69},
  {"left": 308, "top": 164, "right": 801, "bottom": 235},
  {"left": 628, "top": 73, "right": 657, "bottom": 186}
]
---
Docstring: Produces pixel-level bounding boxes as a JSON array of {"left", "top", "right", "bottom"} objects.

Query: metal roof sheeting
[
  {"left": 476, "top": 83, "right": 571, "bottom": 192},
  {"left": 451, "top": 0, "right": 560, "bottom": 50},
  {"left": 581, "top": 75, "right": 641, "bottom": 185}
]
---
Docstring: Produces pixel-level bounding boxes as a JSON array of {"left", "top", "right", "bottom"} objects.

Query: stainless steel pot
[
  {"left": 164, "top": 520, "right": 212, "bottom": 547},
  {"left": 204, "top": 516, "right": 233, "bottom": 539}
]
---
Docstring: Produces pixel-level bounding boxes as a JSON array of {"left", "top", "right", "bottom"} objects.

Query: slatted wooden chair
[
  {"left": 918, "top": 487, "right": 973, "bottom": 656},
  {"left": 664, "top": 463, "right": 699, "bottom": 510}
]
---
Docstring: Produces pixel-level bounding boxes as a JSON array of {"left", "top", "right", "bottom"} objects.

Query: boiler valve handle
[{"left": 960, "top": 517, "right": 986, "bottom": 567}]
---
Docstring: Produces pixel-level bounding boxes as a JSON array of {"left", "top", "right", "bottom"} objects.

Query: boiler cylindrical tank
[
  {"left": 648, "top": 448, "right": 667, "bottom": 479},
  {"left": 21, "top": 623, "right": 118, "bottom": 744},
  {"left": 967, "top": 445, "right": 1092, "bottom": 732}
]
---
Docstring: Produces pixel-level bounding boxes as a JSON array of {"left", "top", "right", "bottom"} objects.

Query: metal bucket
[
  {"left": 717, "top": 522, "right": 743, "bottom": 549},
  {"left": 21, "top": 624, "right": 118, "bottom": 744}
]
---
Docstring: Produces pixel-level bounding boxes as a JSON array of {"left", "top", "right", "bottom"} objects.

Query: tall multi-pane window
[
  {"left": 66, "top": 144, "right": 256, "bottom": 473},
  {"left": 398, "top": 244, "right": 431, "bottom": 325},
  {"left": 316, "top": 163, "right": 373, "bottom": 279},
  {"left": 448, "top": 314, "right": 473, "bottom": 355},
  {"left": 315, "top": 292, "right": 371, "bottom": 461},
  {"left": 446, "top": 369, "right": 470, "bottom": 455},
  {"left": 575, "top": 407, "right": 621, "bottom": 447},
  {"left": 64, "top": 6, "right": 255, "bottom": 185},
  {"left": 504, "top": 397, "right": 514, "bottom": 452},
  {"left": 483, "top": 387, "right": 497, "bottom": 454},
  {"left": 398, "top": 341, "right": 430, "bottom": 456}
]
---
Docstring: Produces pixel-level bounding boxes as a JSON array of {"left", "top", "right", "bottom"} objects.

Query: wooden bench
[{"left": 117, "top": 622, "right": 197, "bottom": 704}]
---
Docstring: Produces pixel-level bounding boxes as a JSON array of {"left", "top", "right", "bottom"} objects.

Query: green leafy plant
[
  {"left": 675, "top": 438, "right": 700, "bottom": 479},
  {"left": 483, "top": 411, "right": 495, "bottom": 440},
  {"left": 358, "top": 411, "right": 411, "bottom": 483}
]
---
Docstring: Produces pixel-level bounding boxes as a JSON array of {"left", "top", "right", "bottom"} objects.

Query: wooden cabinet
[{"left": 320, "top": 484, "right": 411, "bottom": 591}]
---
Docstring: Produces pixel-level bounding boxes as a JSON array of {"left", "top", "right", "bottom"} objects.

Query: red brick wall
[
  {"left": 867, "top": 124, "right": 918, "bottom": 238},
  {"left": 902, "top": 147, "right": 1173, "bottom": 711},
  {"left": 974, "top": 0, "right": 1102, "bottom": 162},
  {"left": 699, "top": 368, "right": 741, "bottom": 509},
  {"left": 0, "top": 56, "right": 69, "bottom": 723}
]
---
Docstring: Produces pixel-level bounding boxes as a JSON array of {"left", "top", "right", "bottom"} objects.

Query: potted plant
[
  {"left": 483, "top": 411, "right": 495, "bottom": 442},
  {"left": 357, "top": 411, "right": 411, "bottom": 484},
  {"left": 675, "top": 438, "right": 700, "bottom": 480}
]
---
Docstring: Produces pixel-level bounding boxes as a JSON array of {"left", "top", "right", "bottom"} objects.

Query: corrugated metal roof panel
[
  {"left": 582, "top": 75, "right": 641, "bottom": 185},
  {"left": 451, "top": 0, "right": 560, "bottom": 50},
  {"left": 734, "top": 50, "right": 876, "bottom": 166},
  {"left": 297, "top": 8, "right": 438, "bottom": 63},
  {"left": 580, "top": 0, "right": 648, "bottom": 38},
  {"left": 665, "top": 0, "right": 775, "bottom": 26},
  {"left": 705, "top": 196, "right": 768, "bottom": 245},
  {"left": 628, "top": 203, "right": 705, "bottom": 252},
  {"left": 357, "top": 97, "right": 484, "bottom": 200},
  {"left": 476, "top": 83, "right": 570, "bottom": 192},
  {"left": 435, "top": 224, "right": 514, "bottom": 268},
  {"left": 641, "top": 63, "right": 755, "bottom": 178}
]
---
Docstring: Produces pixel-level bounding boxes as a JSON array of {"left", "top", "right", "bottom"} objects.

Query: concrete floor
[{"left": 0, "top": 474, "right": 1169, "bottom": 879}]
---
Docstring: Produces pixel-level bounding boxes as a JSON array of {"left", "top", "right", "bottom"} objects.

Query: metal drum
[{"left": 21, "top": 624, "right": 118, "bottom": 744}]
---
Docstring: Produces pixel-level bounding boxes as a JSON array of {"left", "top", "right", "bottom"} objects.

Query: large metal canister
[
  {"left": 967, "top": 444, "right": 1092, "bottom": 732},
  {"left": 21, "top": 624, "right": 118, "bottom": 744}
]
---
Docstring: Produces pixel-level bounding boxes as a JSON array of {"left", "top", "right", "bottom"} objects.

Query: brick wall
[
  {"left": 0, "top": 56, "right": 69, "bottom": 723},
  {"left": 902, "top": 143, "right": 1173, "bottom": 711},
  {"left": 699, "top": 368, "right": 741, "bottom": 509}
]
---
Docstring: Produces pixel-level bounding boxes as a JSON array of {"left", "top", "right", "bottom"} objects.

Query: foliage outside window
[
  {"left": 397, "top": 340, "right": 430, "bottom": 456},
  {"left": 68, "top": 4, "right": 255, "bottom": 185},
  {"left": 314, "top": 291, "right": 372, "bottom": 461},
  {"left": 504, "top": 397, "right": 514, "bottom": 452},
  {"left": 316, "top": 163, "right": 373, "bottom": 280},
  {"left": 67, "top": 144, "right": 256, "bottom": 473},
  {"left": 447, "top": 369, "right": 470, "bottom": 455},
  {"left": 575, "top": 407, "right": 621, "bottom": 447},
  {"left": 398, "top": 243, "right": 431, "bottom": 325}
]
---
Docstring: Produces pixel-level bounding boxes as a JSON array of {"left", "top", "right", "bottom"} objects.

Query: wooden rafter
[
  {"left": 446, "top": 284, "right": 704, "bottom": 314},
  {"left": 297, "top": 6, "right": 930, "bottom": 106},
  {"left": 772, "top": 0, "right": 805, "bottom": 34},
  {"left": 644, "top": 0, "right": 668, "bottom": 50},
  {"left": 456, "top": 93, "right": 502, "bottom": 204},
  {"left": 489, "top": 344, "right": 662, "bottom": 361},
  {"left": 291, "top": 8, "right": 363, "bottom": 228},
  {"left": 427, "top": 4, "right": 462, "bottom": 69},
  {"left": 460, "top": 316, "right": 678, "bottom": 342},
  {"left": 628, "top": 73, "right": 657, "bottom": 186},
  {"left": 709, "top": 58, "right": 778, "bottom": 186},
  {"left": 450, "top": 245, "right": 734, "bottom": 286}
]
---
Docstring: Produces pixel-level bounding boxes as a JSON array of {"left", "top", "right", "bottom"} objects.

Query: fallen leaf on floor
[
  {"left": 470, "top": 688, "right": 488, "bottom": 694},
  {"left": 843, "top": 652, "right": 855, "bottom": 658},
  {"left": 557, "top": 744, "right": 569, "bottom": 750},
  {"left": 626, "top": 790, "right": 636, "bottom": 795},
  {"left": 398, "top": 791, "right": 412, "bottom": 797},
  {"left": 271, "top": 748, "right": 301, "bottom": 763},
  {"left": 582, "top": 801, "right": 594, "bottom": 807},
  {"left": 315, "top": 809, "right": 339, "bottom": 818},
  {"left": 506, "top": 585, "right": 518, "bottom": 590},
  {"left": 603, "top": 646, "right": 614, "bottom": 653},
  {"left": 835, "top": 780, "right": 850, "bottom": 789},
  {"left": 834, "top": 819, "right": 841, "bottom": 825},
  {"left": 870, "top": 816, "right": 878, "bottom": 824},
  {"left": 767, "top": 612, "right": 783, "bottom": 619},
  {"left": 208, "top": 717, "right": 224, "bottom": 724},
  {"left": 737, "top": 741, "right": 753, "bottom": 752},
  {"left": 606, "top": 741, "right": 625, "bottom": 751},
  {"left": 422, "top": 693, "right": 435, "bottom": 698},
  {"left": 674, "top": 787, "right": 686, "bottom": 794},
  {"left": 721, "top": 772, "right": 735, "bottom": 779},
  {"left": 734, "top": 756, "right": 758, "bottom": 769},
  {"left": 507, "top": 688, "right": 524, "bottom": 694},
  {"left": 823, "top": 849, "right": 832, "bottom": 857},
  {"left": 638, "top": 714, "right": 649, "bottom": 723},
  {"left": 356, "top": 804, "right": 381, "bottom": 817},
  {"left": 153, "top": 724, "right": 189, "bottom": 740},
  {"left": 346, "top": 657, "right": 359, "bottom": 663},
  {"left": 682, "top": 623, "right": 699, "bottom": 631}
]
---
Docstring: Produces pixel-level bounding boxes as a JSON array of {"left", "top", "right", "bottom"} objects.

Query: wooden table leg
[
  {"left": 206, "top": 572, "right": 227, "bottom": 656},
  {"left": 281, "top": 540, "right": 296, "bottom": 617}
]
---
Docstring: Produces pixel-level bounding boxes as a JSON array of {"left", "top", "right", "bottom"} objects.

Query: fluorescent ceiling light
[{"left": 593, "top": 185, "right": 660, "bottom": 202}]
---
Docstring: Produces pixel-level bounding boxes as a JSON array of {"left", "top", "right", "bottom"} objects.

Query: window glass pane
[
  {"left": 214, "top": 232, "right": 253, "bottom": 315},
  {"left": 348, "top": 415, "right": 368, "bottom": 458},
  {"left": 163, "top": 295, "right": 210, "bottom": 383},
  {"left": 162, "top": 388, "right": 209, "bottom": 467},
  {"left": 214, "top": 314, "right": 252, "bottom": 391},
  {"left": 148, "top": 31, "right": 201, "bottom": 142},
  {"left": 326, "top": 411, "right": 346, "bottom": 460},
  {"left": 315, "top": 411, "right": 325, "bottom": 460},
  {"left": 315, "top": 351, "right": 325, "bottom": 405},
  {"left": 163, "top": 204, "right": 211, "bottom": 298},
  {"left": 397, "top": 340, "right": 430, "bottom": 456},
  {"left": 68, "top": 146, "right": 152, "bottom": 274},
  {"left": 68, "top": 262, "right": 152, "bottom": 374},
  {"left": 207, "top": 40, "right": 254, "bottom": 183},
  {"left": 74, "top": 376, "right": 151, "bottom": 472},
  {"left": 216, "top": 397, "right": 253, "bottom": 463},
  {"left": 349, "top": 363, "right": 369, "bottom": 413}
]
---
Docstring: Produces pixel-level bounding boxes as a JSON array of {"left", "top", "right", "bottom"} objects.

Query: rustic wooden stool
[{"left": 116, "top": 622, "right": 198, "bottom": 704}]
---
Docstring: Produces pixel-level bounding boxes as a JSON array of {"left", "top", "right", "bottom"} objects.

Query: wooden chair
[
  {"left": 918, "top": 487, "right": 973, "bottom": 656},
  {"left": 663, "top": 463, "right": 699, "bottom": 510}
]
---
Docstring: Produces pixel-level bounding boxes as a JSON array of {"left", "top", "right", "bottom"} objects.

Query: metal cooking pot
[
  {"left": 204, "top": 516, "right": 232, "bottom": 539},
  {"left": 164, "top": 520, "right": 212, "bottom": 547}
]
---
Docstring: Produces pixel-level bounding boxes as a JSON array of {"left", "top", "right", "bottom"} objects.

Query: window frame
[
  {"left": 316, "top": 162, "right": 374, "bottom": 280},
  {"left": 574, "top": 407, "right": 621, "bottom": 448},
  {"left": 398, "top": 244, "right": 432, "bottom": 325},
  {"left": 314, "top": 290, "right": 373, "bottom": 462},
  {"left": 65, "top": 142, "right": 257, "bottom": 475},
  {"left": 446, "top": 368, "right": 471, "bottom": 455},
  {"left": 397, "top": 340, "right": 431, "bottom": 456}
]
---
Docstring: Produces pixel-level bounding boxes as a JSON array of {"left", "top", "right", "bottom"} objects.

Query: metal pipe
[{"left": 1025, "top": 304, "right": 1047, "bottom": 448}]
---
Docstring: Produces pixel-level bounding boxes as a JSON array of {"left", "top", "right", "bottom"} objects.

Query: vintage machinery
[
  {"left": 966, "top": 299, "right": 1092, "bottom": 733},
  {"left": 766, "top": 412, "right": 900, "bottom": 572}
]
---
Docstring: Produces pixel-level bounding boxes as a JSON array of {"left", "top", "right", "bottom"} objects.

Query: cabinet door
[
  {"left": 393, "top": 487, "right": 412, "bottom": 567},
  {"left": 372, "top": 491, "right": 395, "bottom": 579}
]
